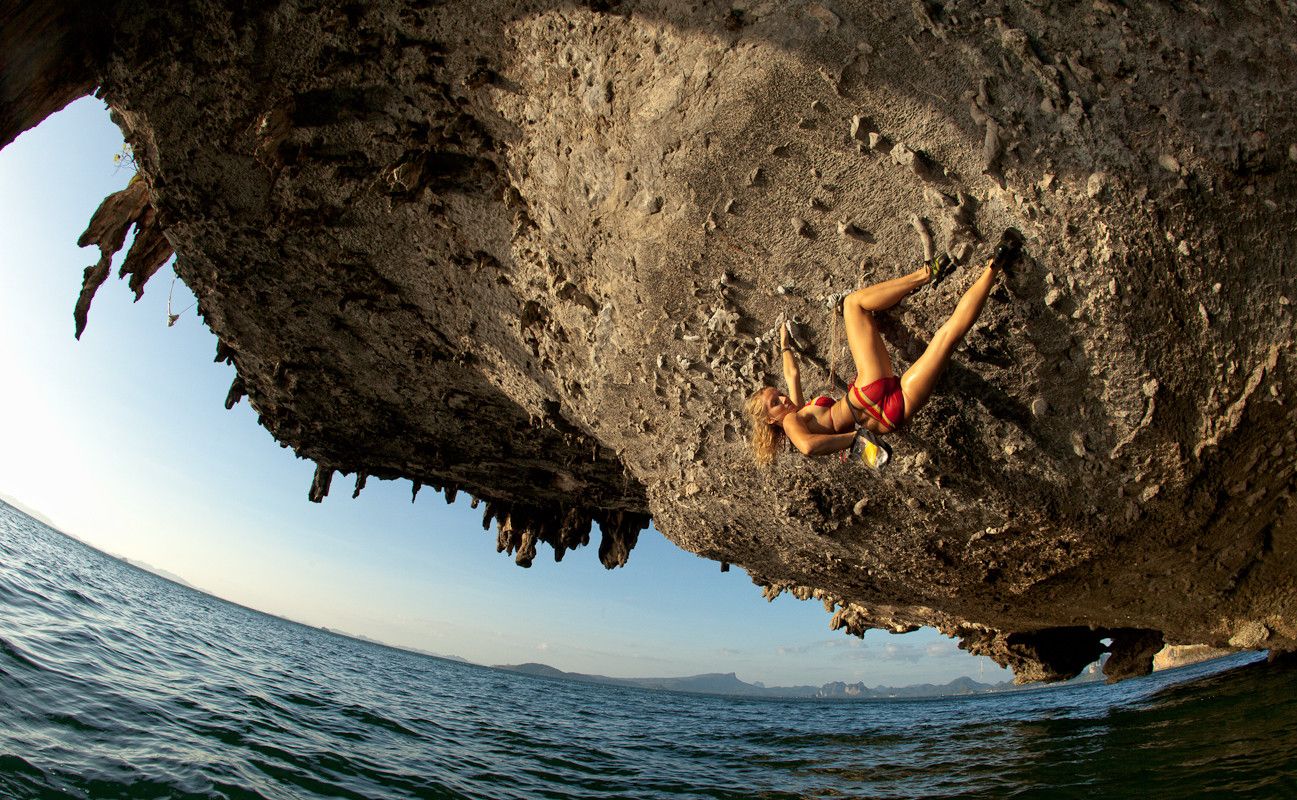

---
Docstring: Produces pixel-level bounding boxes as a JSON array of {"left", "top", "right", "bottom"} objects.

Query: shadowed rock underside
[{"left": 5, "top": 0, "right": 1297, "bottom": 682}]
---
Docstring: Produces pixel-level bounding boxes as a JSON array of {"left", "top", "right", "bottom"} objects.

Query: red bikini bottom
[{"left": 849, "top": 376, "right": 904, "bottom": 433}]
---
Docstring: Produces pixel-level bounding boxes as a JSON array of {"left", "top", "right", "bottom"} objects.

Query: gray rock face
[{"left": 6, "top": 0, "right": 1297, "bottom": 682}]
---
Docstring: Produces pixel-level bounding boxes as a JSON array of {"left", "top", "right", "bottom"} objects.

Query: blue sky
[{"left": 0, "top": 97, "right": 1009, "bottom": 687}]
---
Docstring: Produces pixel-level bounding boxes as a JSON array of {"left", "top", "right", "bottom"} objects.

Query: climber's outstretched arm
[
  {"left": 783, "top": 414, "right": 857, "bottom": 456},
  {"left": 780, "top": 323, "right": 805, "bottom": 407}
]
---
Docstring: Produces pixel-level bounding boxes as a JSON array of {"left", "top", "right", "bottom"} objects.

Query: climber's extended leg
[{"left": 897, "top": 261, "right": 999, "bottom": 420}]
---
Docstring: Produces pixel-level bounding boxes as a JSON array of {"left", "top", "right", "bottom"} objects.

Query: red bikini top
[{"left": 804, "top": 395, "right": 834, "bottom": 408}]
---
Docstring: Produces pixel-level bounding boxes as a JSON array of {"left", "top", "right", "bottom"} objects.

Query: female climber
[{"left": 745, "top": 229, "right": 1023, "bottom": 468}]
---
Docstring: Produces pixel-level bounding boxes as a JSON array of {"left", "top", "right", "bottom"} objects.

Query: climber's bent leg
[
  {"left": 845, "top": 267, "right": 929, "bottom": 314},
  {"left": 842, "top": 304, "right": 893, "bottom": 388},
  {"left": 842, "top": 267, "right": 927, "bottom": 382}
]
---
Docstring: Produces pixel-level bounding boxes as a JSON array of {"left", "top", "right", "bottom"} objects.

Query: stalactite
[
  {"left": 224, "top": 376, "right": 245, "bottom": 409},
  {"left": 308, "top": 465, "right": 333, "bottom": 503}
]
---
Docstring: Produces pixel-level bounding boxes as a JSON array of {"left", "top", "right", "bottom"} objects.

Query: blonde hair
[{"left": 745, "top": 388, "right": 785, "bottom": 467}]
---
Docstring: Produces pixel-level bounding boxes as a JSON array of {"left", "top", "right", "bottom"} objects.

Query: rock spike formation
[
  {"left": 4, "top": 0, "right": 1297, "bottom": 682},
  {"left": 72, "top": 177, "right": 175, "bottom": 338}
]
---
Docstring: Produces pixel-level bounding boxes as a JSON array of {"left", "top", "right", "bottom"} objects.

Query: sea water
[{"left": 2, "top": 501, "right": 1295, "bottom": 799}]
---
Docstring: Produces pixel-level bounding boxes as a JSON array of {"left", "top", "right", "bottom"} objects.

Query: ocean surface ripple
[{"left": 2, "top": 503, "right": 1296, "bottom": 799}]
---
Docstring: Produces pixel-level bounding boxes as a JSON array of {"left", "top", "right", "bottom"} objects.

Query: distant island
[
  {"left": 317, "top": 627, "right": 472, "bottom": 665},
  {"left": 486, "top": 661, "right": 1079, "bottom": 700},
  {"left": 120, "top": 558, "right": 200, "bottom": 591}
]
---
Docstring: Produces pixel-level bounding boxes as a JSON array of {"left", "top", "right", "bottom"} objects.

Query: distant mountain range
[
  {"left": 491, "top": 662, "right": 1032, "bottom": 699},
  {"left": 119, "top": 558, "right": 200, "bottom": 590},
  {"left": 0, "top": 494, "right": 63, "bottom": 532},
  {"left": 318, "top": 628, "right": 472, "bottom": 665}
]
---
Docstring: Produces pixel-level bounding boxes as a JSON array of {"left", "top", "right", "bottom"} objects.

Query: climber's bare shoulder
[{"left": 778, "top": 412, "right": 811, "bottom": 451}]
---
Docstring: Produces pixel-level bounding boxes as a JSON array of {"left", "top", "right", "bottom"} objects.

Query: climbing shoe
[
  {"left": 927, "top": 253, "right": 957, "bottom": 290},
  {"left": 990, "top": 227, "right": 1025, "bottom": 272},
  {"left": 851, "top": 429, "right": 892, "bottom": 470}
]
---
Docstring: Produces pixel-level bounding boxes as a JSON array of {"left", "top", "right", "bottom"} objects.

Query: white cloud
[
  {"left": 925, "top": 640, "right": 958, "bottom": 658},
  {"left": 879, "top": 643, "right": 923, "bottom": 662},
  {"left": 775, "top": 638, "right": 867, "bottom": 657}
]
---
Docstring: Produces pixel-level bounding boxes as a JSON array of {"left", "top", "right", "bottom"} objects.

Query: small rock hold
[
  {"left": 1177, "top": 240, "right": 1191, "bottom": 257},
  {"left": 982, "top": 119, "right": 1002, "bottom": 171},
  {"left": 924, "top": 188, "right": 955, "bottom": 207},
  {"left": 837, "top": 220, "right": 867, "bottom": 240},
  {"left": 811, "top": 99, "right": 827, "bottom": 112},
  {"left": 791, "top": 217, "right": 811, "bottom": 236},
  {"left": 1031, "top": 397, "right": 1048, "bottom": 417},
  {"left": 1071, "top": 432, "right": 1087, "bottom": 457},
  {"left": 747, "top": 167, "right": 764, "bottom": 186},
  {"left": 1289, "top": 143, "right": 1297, "bottom": 162},
  {"left": 389, "top": 161, "right": 422, "bottom": 192},
  {"left": 1045, "top": 288, "right": 1063, "bottom": 307},
  {"left": 891, "top": 143, "right": 922, "bottom": 175},
  {"left": 852, "top": 498, "right": 869, "bottom": 516},
  {"left": 641, "top": 195, "right": 663, "bottom": 215},
  {"left": 850, "top": 114, "right": 871, "bottom": 142},
  {"left": 1086, "top": 172, "right": 1107, "bottom": 198},
  {"left": 1158, "top": 153, "right": 1181, "bottom": 173},
  {"left": 868, "top": 132, "right": 883, "bottom": 150},
  {"left": 910, "top": 215, "right": 935, "bottom": 261}
]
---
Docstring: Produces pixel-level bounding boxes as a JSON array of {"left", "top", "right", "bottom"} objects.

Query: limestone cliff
[{"left": 5, "top": 0, "right": 1296, "bottom": 682}]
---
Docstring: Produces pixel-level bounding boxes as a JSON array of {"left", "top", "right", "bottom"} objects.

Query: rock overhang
[{"left": 4, "top": 0, "right": 1296, "bottom": 682}]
